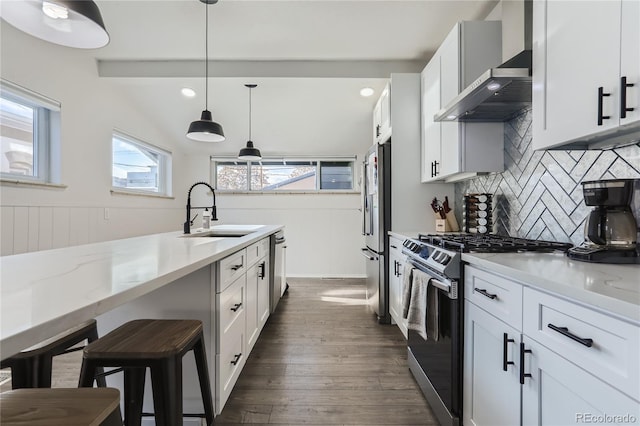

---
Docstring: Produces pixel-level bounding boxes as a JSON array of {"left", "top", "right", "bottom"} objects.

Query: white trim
[
  {"left": 110, "top": 188, "right": 175, "bottom": 200},
  {"left": 0, "top": 79, "right": 61, "bottom": 111},
  {"left": 0, "top": 178, "right": 67, "bottom": 189}
]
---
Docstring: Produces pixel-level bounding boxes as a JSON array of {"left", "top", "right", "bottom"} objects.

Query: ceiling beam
[{"left": 97, "top": 60, "right": 426, "bottom": 78}]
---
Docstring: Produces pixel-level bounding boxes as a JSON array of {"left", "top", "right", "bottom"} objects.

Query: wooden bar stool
[
  {"left": 0, "top": 387, "right": 122, "bottom": 426},
  {"left": 1, "top": 319, "right": 106, "bottom": 389},
  {"left": 78, "top": 319, "right": 214, "bottom": 426}
]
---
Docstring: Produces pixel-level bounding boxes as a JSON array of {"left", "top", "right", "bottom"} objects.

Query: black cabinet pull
[
  {"left": 597, "top": 86, "right": 611, "bottom": 125},
  {"left": 390, "top": 245, "right": 398, "bottom": 249},
  {"left": 621, "top": 76, "right": 635, "bottom": 119},
  {"left": 230, "top": 302, "right": 243, "bottom": 312},
  {"left": 230, "top": 353, "right": 243, "bottom": 365},
  {"left": 259, "top": 261, "right": 266, "bottom": 279},
  {"left": 547, "top": 323, "right": 593, "bottom": 347},
  {"left": 503, "top": 333, "right": 515, "bottom": 371},
  {"left": 231, "top": 263, "right": 243, "bottom": 271},
  {"left": 474, "top": 288, "right": 497, "bottom": 300},
  {"left": 376, "top": 124, "right": 381, "bottom": 138},
  {"left": 519, "top": 343, "right": 532, "bottom": 384},
  {"left": 434, "top": 161, "right": 439, "bottom": 177}
]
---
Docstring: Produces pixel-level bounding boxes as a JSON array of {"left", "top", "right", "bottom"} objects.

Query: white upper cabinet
[
  {"left": 373, "top": 82, "right": 391, "bottom": 144},
  {"left": 532, "top": 0, "right": 640, "bottom": 150},
  {"left": 421, "top": 21, "right": 504, "bottom": 183}
]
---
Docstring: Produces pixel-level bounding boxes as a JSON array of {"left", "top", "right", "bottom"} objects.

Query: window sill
[
  {"left": 110, "top": 188, "right": 175, "bottom": 199},
  {"left": 0, "top": 178, "right": 67, "bottom": 190},
  {"left": 216, "top": 190, "right": 360, "bottom": 195}
]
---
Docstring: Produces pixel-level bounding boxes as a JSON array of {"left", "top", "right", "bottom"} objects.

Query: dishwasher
[{"left": 270, "top": 230, "right": 287, "bottom": 313}]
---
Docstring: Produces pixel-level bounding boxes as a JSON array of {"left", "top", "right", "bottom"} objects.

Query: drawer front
[
  {"left": 523, "top": 287, "right": 640, "bottom": 401},
  {"left": 389, "top": 236, "right": 404, "bottom": 256},
  {"left": 216, "top": 323, "right": 245, "bottom": 413},
  {"left": 464, "top": 265, "right": 523, "bottom": 331},
  {"left": 218, "top": 274, "right": 245, "bottom": 340},
  {"left": 218, "top": 249, "right": 247, "bottom": 292},
  {"left": 247, "top": 238, "right": 270, "bottom": 267}
]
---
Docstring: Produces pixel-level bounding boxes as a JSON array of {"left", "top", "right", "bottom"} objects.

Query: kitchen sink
[{"left": 181, "top": 225, "right": 262, "bottom": 238}]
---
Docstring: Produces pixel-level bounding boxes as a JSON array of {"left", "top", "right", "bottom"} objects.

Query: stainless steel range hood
[{"left": 434, "top": 0, "right": 532, "bottom": 123}]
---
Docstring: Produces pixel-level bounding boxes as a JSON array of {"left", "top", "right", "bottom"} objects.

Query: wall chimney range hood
[{"left": 435, "top": 0, "right": 532, "bottom": 123}]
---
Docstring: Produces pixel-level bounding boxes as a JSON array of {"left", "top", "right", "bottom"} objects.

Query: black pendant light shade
[
  {"left": 238, "top": 141, "right": 262, "bottom": 161},
  {"left": 186, "top": 0, "right": 225, "bottom": 142},
  {"left": 1, "top": 0, "right": 109, "bottom": 48},
  {"left": 238, "top": 84, "right": 262, "bottom": 161},
  {"left": 187, "top": 110, "right": 225, "bottom": 142}
]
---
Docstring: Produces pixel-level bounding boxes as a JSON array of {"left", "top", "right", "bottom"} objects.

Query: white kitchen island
[{"left": 0, "top": 224, "right": 283, "bottom": 421}]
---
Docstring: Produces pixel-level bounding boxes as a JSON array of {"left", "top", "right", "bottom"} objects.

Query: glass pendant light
[
  {"left": 1, "top": 0, "right": 109, "bottom": 49},
  {"left": 238, "top": 84, "right": 262, "bottom": 161},
  {"left": 187, "top": 0, "right": 225, "bottom": 142}
]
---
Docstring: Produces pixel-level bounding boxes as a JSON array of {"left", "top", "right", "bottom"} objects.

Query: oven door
[{"left": 406, "top": 259, "right": 462, "bottom": 426}]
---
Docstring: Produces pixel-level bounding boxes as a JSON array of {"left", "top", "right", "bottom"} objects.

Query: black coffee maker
[{"left": 568, "top": 178, "right": 640, "bottom": 264}]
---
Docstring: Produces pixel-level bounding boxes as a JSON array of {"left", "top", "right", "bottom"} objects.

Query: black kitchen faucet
[{"left": 184, "top": 181, "right": 217, "bottom": 234}]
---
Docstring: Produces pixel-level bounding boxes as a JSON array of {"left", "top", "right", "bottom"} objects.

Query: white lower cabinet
[
  {"left": 521, "top": 335, "right": 640, "bottom": 426},
  {"left": 388, "top": 236, "right": 407, "bottom": 338},
  {"left": 214, "top": 237, "right": 272, "bottom": 415},
  {"left": 464, "top": 265, "right": 640, "bottom": 426},
  {"left": 464, "top": 301, "right": 521, "bottom": 426}
]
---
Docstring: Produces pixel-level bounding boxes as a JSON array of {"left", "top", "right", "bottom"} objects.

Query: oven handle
[{"left": 407, "top": 259, "right": 457, "bottom": 299}]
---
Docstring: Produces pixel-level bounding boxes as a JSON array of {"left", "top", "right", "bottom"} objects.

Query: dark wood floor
[
  {"left": 1, "top": 278, "right": 437, "bottom": 425},
  {"left": 216, "top": 277, "right": 437, "bottom": 425}
]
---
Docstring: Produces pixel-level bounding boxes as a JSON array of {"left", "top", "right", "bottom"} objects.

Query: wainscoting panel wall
[
  {"left": 0, "top": 206, "right": 183, "bottom": 256},
  {"left": 455, "top": 108, "right": 640, "bottom": 246}
]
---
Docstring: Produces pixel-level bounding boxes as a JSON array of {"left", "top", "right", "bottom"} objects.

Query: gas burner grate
[{"left": 417, "top": 233, "right": 573, "bottom": 253}]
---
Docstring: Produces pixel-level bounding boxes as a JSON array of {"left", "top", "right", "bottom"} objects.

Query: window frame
[
  {"left": 211, "top": 156, "right": 357, "bottom": 193},
  {"left": 0, "top": 79, "right": 60, "bottom": 184},
  {"left": 111, "top": 130, "right": 172, "bottom": 197}
]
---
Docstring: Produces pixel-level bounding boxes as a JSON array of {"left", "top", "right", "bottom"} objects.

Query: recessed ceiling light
[
  {"left": 181, "top": 88, "right": 196, "bottom": 98},
  {"left": 487, "top": 82, "right": 501, "bottom": 91},
  {"left": 360, "top": 87, "right": 375, "bottom": 97}
]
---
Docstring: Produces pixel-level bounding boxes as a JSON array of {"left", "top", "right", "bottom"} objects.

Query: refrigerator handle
[{"left": 361, "top": 161, "right": 367, "bottom": 236}]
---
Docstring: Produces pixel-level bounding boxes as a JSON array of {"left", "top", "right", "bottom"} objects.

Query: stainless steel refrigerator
[{"left": 361, "top": 140, "right": 391, "bottom": 324}]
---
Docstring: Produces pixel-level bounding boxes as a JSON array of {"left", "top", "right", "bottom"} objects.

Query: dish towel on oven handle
[
  {"left": 401, "top": 263, "right": 415, "bottom": 319},
  {"left": 405, "top": 268, "right": 440, "bottom": 341}
]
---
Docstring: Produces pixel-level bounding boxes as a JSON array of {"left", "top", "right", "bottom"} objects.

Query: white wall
[
  {"left": 0, "top": 23, "right": 187, "bottom": 255},
  {"left": 0, "top": 23, "right": 371, "bottom": 277}
]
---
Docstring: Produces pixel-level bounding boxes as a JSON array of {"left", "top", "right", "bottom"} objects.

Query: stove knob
[
  {"left": 439, "top": 254, "right": 451, "bottom": 264},
  {"left": 412, "top": 244, "right": 421, "bottom": 253}
]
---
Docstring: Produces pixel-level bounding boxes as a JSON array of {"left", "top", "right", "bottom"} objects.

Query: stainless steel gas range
[{"left": 401, "top": 233, "right": 572, "bottom": 426}]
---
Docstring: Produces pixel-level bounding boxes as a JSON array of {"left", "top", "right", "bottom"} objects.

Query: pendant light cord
[
  {"left": 248, "top": 87, "right": 252, "bottom": 140},
  {"left": 205, "top": 3, "right": 209, "bottom": 111}
]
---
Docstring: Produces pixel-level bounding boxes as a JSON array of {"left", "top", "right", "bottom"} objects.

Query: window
[
  {"left": 213, "top": 157, "right": 355, "bottom": 192},
  {"left": 0, "top": 80, "right": 60, "bottom": 182},
  {"left": 112, "top": 132, "right": 172, "bottom": 196}
]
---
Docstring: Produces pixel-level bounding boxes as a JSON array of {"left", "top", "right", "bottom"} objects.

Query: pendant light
[
  {"left": 1, "top": 0, "right": 109, "bottom": 49},
  {"left": 238, "top": 84, "right": 262, "bottom": 161},
  {"left": 186, "top": 0, "right": 225, "bottom": 142}
]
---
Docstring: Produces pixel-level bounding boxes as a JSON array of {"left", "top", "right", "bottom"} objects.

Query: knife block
[{"left": 435, "top": 218, "right": 451, "bottom": 233}]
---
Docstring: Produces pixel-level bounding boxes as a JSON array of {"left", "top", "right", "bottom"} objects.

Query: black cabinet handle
[
  {"left": 390, "top": 245, "right": 398, "bottom": 249},
  {"left": 376, "top": 124, "right": 381, "bottom": 137},
  {"left": 434, "top": 161, "right": 439, "bottom": 177},
  {"left": 519, "top": 343, "right": 532, "bottom": 384},
  {"left": 503, "top": 333, "right": 515, "bottom": 371},
  {"left": 259, "top": 261, "right": 266, "bottom": 279},
  {"left": 597, "top": 86, "right": 611, "bottom": 125},
  {"left": 621, "top": 76, "right": 635, "bottom": 119},
  {"left": 230, "top": 302, "right": 243, "bottom": 312},
  {"left": 547, "top": 323, "right": 593, "bottom": 347},
  {"left": 474, "top": 288, "right": 497, "bottom": 300},
  {"left": 231, "top": 263, "right": 243, "bottom": 271},
  {"left": 230, "top": 353, "right": 243, "bottom": 365}
]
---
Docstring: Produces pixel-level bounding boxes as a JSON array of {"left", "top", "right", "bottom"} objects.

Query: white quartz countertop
[
  {"left": 0, "top": 224, "right": 283, "bottom": 359},
  {"left": 462, "top": 252, "right": 640, "bottom": 324}
]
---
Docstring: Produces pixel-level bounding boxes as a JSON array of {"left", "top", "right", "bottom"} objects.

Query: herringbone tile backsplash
[{"left": 455, "top": 108, "right": 640, "bottom": 246}]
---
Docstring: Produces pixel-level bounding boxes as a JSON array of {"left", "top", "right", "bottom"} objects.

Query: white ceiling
[{"left": 93, "top": 0, "right": 499, "bottom": 155}]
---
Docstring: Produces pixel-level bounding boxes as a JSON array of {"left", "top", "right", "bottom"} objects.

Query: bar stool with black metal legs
[
  {"left": 78, "top": 319, "right": 214, "bottom": 426},
  {"left": 1, "top": 319, "right": 106, "bottom": 389}
]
